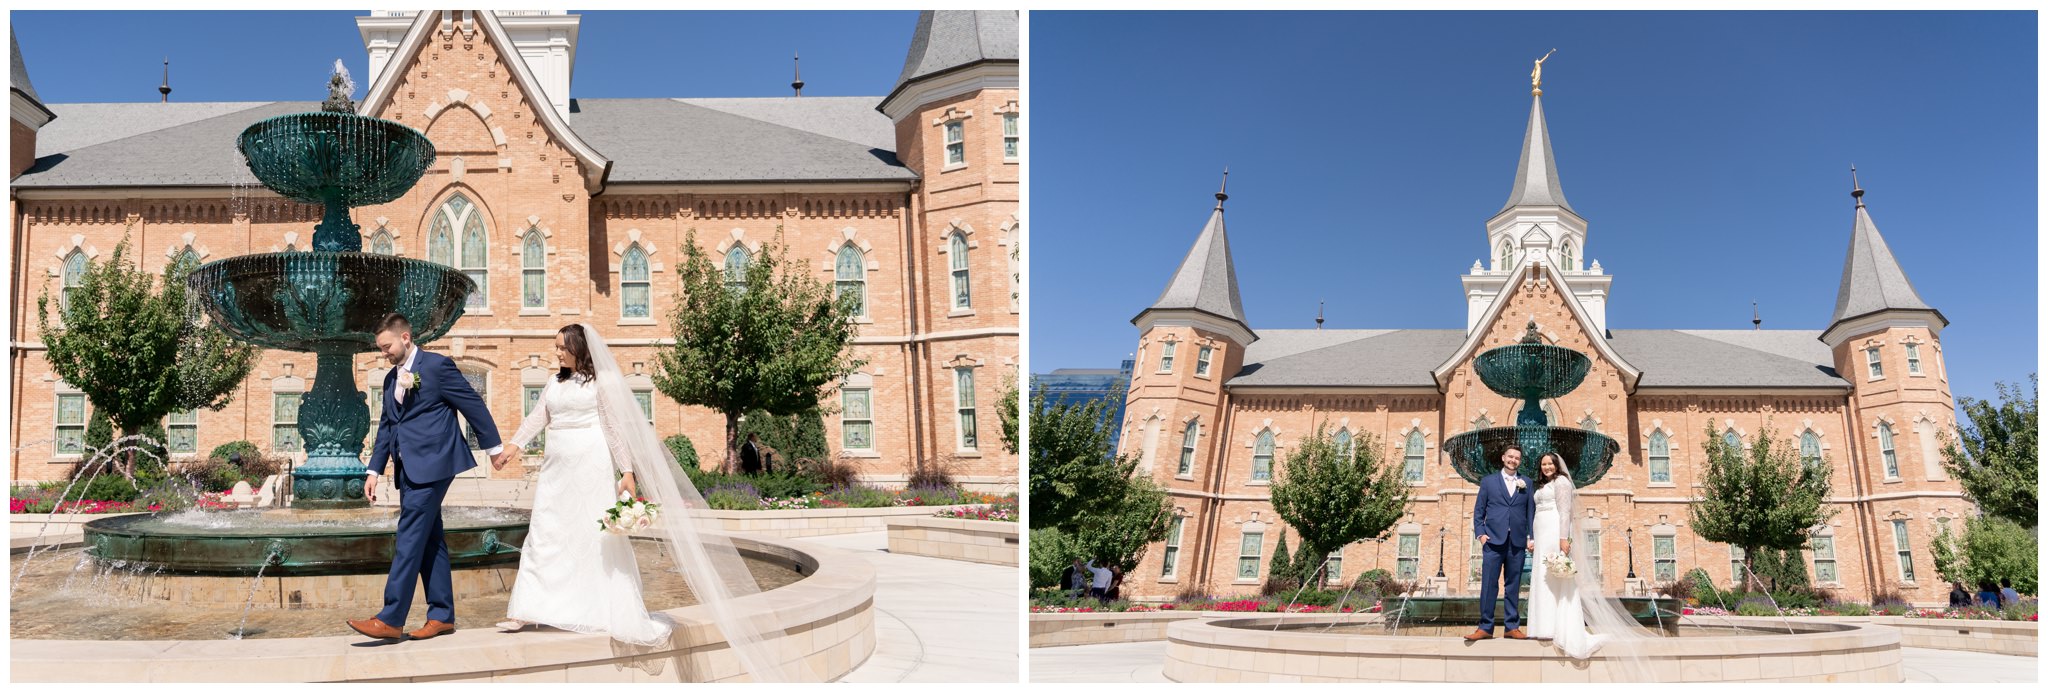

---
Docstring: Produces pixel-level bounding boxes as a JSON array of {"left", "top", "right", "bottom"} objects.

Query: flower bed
[
  {"left": 1682, "top": 601, "right": 2037, "bottom": 622},
  {"left": 1029, "top": 591, "right": 1383, "bottom": 614},
  {"left": 705, "top": 483, "right": 1012, "bottom": 511},
  {"left": 932, "top": 503, "right": 1016, "bottom": 522}
]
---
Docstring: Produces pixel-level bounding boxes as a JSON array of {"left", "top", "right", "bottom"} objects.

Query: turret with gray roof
[
  {"left": 879, "top": 10, "right": 1018, "bottom": 116},
  {"left": 1820, "top": 177, "right": 1946, "bottom": 346},
  {"left": 1134, "top": 175, "right": 1254, "bottom": 344}
]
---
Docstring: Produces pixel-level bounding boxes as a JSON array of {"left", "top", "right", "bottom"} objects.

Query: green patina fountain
[
  {"left": 77, "top": 65, "right": 527, "bottom": 584},
  {"left": 188, "top": 65, "right": 466, "bottom": 510},
  {"left": 1440, "top": 320, "right": 1622, "bottom": 486}
]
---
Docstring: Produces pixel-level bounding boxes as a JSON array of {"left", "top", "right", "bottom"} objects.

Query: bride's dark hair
[
  {"left": 1535, "top": 451, "right": 1567, "bottom": 488},
  {"left": 555, "top": 325, "right": 597, "bottom": 382}
]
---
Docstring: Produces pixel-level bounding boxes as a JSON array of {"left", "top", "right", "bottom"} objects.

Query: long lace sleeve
[
  {"left": 592, "top": 388, "right": 637, "bottom": 475},
  {"left": 506, "top": 380, "right": 551, "bottom": 451}
]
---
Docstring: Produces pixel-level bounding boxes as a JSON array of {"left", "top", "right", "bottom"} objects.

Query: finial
[
  {"left": 1520, "top": 319, "right": 1543, "bottom": 344},
  {"left": 159, "top": 57, "right": 172, "bottom": 103},
  {"left": 792, "top": 52, "right": 805, "bottom": 98},
  {"left": 1850, "top": 164, "right": 1865, "bottom": 208},
  {"left": 1214, "top": 167, "right": 1230, "bottom": 210},
  {"left": 1316, "top": 300, "right": 1325, "bottom": 330},
  {"left": 1753, "top": 300, "right": 1762, "bottom": 330}
]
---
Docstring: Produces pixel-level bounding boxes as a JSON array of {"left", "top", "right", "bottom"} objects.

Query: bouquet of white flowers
[
  {"left": 1544, "top": 552, "right": 1576, "bottom": 578},
  {"left": 599, "top": 491, "right": 660, "bottom": 535}
]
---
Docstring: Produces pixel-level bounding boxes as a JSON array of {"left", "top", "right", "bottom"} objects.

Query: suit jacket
[
  {"left": 367, "top": 349, "right": 501, "bottom": 485},
  {"left": 1472, "top": 472, "right": 1535, "bottom": 546}
]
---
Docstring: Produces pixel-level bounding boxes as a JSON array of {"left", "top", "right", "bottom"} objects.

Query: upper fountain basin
[
  {"left": 187, "top": 253, "right": 473, "bottom": 353},
  {"left": 1473, "top": 343, "right": 1592, "bottom": 401},
  {"left": 237, "top": 112, "right": 436, "bottom": 208}
]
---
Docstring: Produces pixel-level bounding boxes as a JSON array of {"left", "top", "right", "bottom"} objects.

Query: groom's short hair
[
  {"left": 376, "top": 312, "right": 412, "bottom": 336},
  {"left": 1501, "top": 443, "right": 1524, "bottom": 463}
]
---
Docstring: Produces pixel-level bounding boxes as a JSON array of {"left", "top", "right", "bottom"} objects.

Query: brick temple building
[
  {"left": 1117, "top": 82, "right": 1965, "bottom": 605},
  {"left": 9, "top": 10, "right": 1019, "bottom": 490}
]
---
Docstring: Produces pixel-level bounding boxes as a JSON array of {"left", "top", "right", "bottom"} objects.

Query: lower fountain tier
[
  {"left": 103, "top": 565, "right": 518, "bottom": 612},
  {"left": 1441, "top": 426, "right": 1620, "bottom": 486},
  {"left": 82, "top": 507, "right": 528, "bottom": 577}
]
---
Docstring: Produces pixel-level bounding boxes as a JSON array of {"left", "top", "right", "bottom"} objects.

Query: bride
[
  {"left": 1524, "top": 450, "right": 1665, "bottom": 677},
  {"left": 488, "top": 324, "right": 792, "bottom": 681}
]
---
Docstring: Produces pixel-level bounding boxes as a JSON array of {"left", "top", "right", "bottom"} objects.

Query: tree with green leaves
[
  {"left": 1027, "top": 383, "right": 1172, "bottom": 576},
  {"left": 38, "top": 235, "right": 258, "bottom": 479},
  {"left": 1267, "top": 424, "right": 1410, "bottom": 587},
  {"left": 738, "top": 407, "right": 829, "bottom": 465},
  {"left": 1957, "top": 515, "right": 2038, "bottom": 595},
  {"left": 997, "top": 377, "right": 1020, "bottom": 455},
  {"left": 1940, "top": 375, "right": 2037, "bottom": 529},
  {"left": 1688, "top": 426, "right": 1837, "bottom": 593},
  {"left": 653, "top": 230, "right": 865, "bottom": 473},
  {"left": 1931, "top": 524, "right": 1963, "bottom": 585}
]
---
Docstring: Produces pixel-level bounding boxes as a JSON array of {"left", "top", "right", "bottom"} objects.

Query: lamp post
[
  {"left": 1436, "top": 526, "right": 1447, "bottom": 578},
  {"left": 1626, "top": 527, "right": 1637, "bottom": 579}
]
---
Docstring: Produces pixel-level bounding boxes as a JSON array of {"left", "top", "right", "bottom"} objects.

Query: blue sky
[
  {"left": 1029, "top": 11, "right": 2037, "bottom": 406},
  {"left": 10, "top": 10, "right": 920, "bottom": 103}
]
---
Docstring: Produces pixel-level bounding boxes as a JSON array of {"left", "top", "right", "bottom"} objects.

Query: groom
[
  {"left": 347, "top": 312, "right": 504, "bottom": 641},
  {"left": 1466, "top": 443, "right": 1535, "bottom": 641}
]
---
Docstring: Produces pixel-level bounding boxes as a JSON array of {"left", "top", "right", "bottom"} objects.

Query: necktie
[{"left": 395, "top": 367, "right": 410, "bottom": 405}]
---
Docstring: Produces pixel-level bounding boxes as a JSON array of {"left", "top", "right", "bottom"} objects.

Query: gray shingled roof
[
  {"left": 890, "top": 10, "right": 1019, "bottom": 92},
  {"left": 1225, "top": 328, "right": 1848, "bottom": 389},
  {"left": 13, "top": 96, "right": 912, "bottom": 188},
  {"left": 1828, "top": 199, "right": 1943, "bottom": 327},
  {"left": 1138, "top": 204, "right": 1250, "bottom": 329},
  {"left": 1497, "top": 94, "right": 1576, "bottom": 215},
  {"left": 573, "top": 98, "right": 909, "bottom": 184}
]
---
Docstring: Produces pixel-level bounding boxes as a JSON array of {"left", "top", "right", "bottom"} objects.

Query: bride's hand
[
  {"left": 1561, "top": 539, "right": 1572, "bottom": 554},
  {"left": 616, "top": 472, "right": 638, "bottom": 500}
]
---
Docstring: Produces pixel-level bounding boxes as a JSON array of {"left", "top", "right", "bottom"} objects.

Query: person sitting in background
[
  {"left": 1062, "top": 558, "right": 1088, "bottom": 599},
  {"left": 2000, "top": 579, "right": 2021, "bottom": 607},
  {"left": 1977, "top": 579, "right": 2003, "bottom": 609},
  {"left": 1949, "top": 582, "right": 1972, "bottom": 608}
]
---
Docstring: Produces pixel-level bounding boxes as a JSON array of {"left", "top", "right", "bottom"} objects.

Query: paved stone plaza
[{"left": 1027, "top": 641, "right": 2037, "bottom": 683}]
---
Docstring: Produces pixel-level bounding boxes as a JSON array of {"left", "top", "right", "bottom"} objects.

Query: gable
[
  {"left": 356, "top": 10, "right": 610, "bottom": 193},
  {"left": 1432, "top": 261, "right": 1641, "bottom": 393}
]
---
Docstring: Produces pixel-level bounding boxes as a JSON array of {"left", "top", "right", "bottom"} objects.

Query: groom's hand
[
  {"left": 1478, "top": 534, "right": 1489, "bottom": 545},
  {"left": 363, "top": 471, "right": 379, "bottom": 502}
]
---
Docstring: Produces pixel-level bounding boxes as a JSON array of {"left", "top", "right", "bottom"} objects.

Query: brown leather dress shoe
[
  {"left": 1503, "top": 628, "right": 1531, "bottom": 640},
  {"left": 408, "top": 620, "right": 456, "bottom": 640},
  {"left": 1463, "top": 629, "right": 1495, "bottom": 641},
  {"left": 347, "top": 617, "right": 404, "bottom": 640}
]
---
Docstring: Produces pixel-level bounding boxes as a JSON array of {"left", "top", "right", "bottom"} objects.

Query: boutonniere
[
  {"left": 1511, "top": 478, "right": 1526, "bottom": 491},
  {"left": 405, "top": 372, "right": 422, "bottom": 390}
]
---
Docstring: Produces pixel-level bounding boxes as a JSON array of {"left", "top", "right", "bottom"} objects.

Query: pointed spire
[
  {"left": 1316, "top": 300, "right": 1325, "bottom": 330},
  {"left": 159, "top": 57, "right": 171, "bottom": 103},
  {"left": 1497, "top": 92, "right": 1574, "bottom": 215},
  {"left": 792, "top": 52, "right": 805, "bottom": 97},
  {"left": 1850, "top": 164, "right": 1864, "bottom": 207},
  {"left": 1136, "top": 173, "right": 1251, "bottom": 336},
  {"left": 1753, "top": 300, "right": 1761, "bottom": 330},
  {"left": 1824, "top": 175, "right": 1946, "bottom": 343},
  {"left": 1215, "top": 167, "right": 1229, "bottom": 210}
]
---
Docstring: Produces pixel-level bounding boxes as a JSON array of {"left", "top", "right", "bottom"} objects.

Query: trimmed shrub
[
  {"left": 704, "top": 482, "right": 763, "bottom": 510},
  {"left": 665, "top": 434, "right": 701, "bottom": 470},
  {"left": 208, "top": 440, "right": 262, "bottom": 463}
]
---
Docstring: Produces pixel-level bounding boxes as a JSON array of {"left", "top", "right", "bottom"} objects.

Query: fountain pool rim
[{"left": 11, "top": 531, "right": 877, "bottom": 683}]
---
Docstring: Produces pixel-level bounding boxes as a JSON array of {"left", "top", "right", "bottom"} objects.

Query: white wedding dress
[
  {"left": 502, "top": 374, "right": 674, "bottom": 646},
  {"left": 1529, "top": 478, "right": 1608, "bottom": 659}
]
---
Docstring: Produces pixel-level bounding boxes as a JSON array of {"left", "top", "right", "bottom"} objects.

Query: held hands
[{"left": 491, "top": 449, "right": 517, "bottom": 470}]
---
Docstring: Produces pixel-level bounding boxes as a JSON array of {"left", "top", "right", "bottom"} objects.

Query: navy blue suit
[
  {"left": 1472, "top": 471, "right": 1535, "bottom": 632},
  {"left": 366, "top": 348, "right": 501, "bottom": 627}
]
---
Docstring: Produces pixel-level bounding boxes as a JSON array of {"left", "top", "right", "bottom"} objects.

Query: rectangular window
[
  {"left": 1404, "top": 437, "right": 1425, "bottom": 484},
  {"left": 1470, "top": 537, "right": 1484, "bottom": 584},
  {"left": 1584, "top": 529, "right": 1602, "bottom": 582},
  {"left": 1906, "top": 343, "right": 1922, "bottom": 375},
  {"left": 1653, "top": 535, "right": 1677, "bottom": 582},
  {"left": 166, "top": 409, "right": 198, "bottom": 454},
  {"left": 1158, "top": 342, "right": 1176, "bottom": 373},
  {"left": 842, "top": 388, "right": 874, "bottom": 450},
  {"left": 955, "top": 368, "right": 978, "bottom": 450},
  {"left": 1324, "top": 550, "right": 1343, "bottom": 586},
  {"left": 1177, "top": 422, "right": 1197, "bottom": 476},
  {"left": 1866, "top": 347, "right": 1884, "bottom": 379},
  {"left": 1195, "top": 346, "right": 1212, "bottom": 377},
  {"left": 1649, "top": 436, "right": 1672, "bottom": 484},
  {"left": 56, "top": 393, "right": 87, "bottom": 455},
  {"left": 1730, "top": 546, "right": 1747, "bottom": 587},
  {"left": 1002, "top": 112, "right": 1018, "bottom": 160},
  {"left": 944, "top": 121, "right": 965, "bottom": 165},
  {"left": 273, "top": 392, "right": 303, "bottom": 453},
  {"left": 1162, "top": 516, "right": 1184, "bottom": 579},
  {"left": 633, "top": 390, "right": 654, "bottom": 425},
  {"left": 1397, "top": 532, "right": 1420, "bottom": 580},
  {"left": 1237, "top": 531, "right": 1263, "bottom": 580},
  {"left": 1811, "top": 536, "right": 1837, "bottom": 583},
  {"left": 1891, "top": 520, "right": 1915, "bottom": 582},
  {"left": 522, "top": 385, "right": 545, "bottom": 453},
  {"left": 1251, "top": 446, "right": 1272, "bottom": 481}
]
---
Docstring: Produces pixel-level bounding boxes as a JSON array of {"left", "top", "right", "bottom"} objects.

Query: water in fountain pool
[
  {"left": 11, "top": 540, "right": 805, "bottom": 641},
  {"left": 141, "top": 505, "right": 528, "bottom": 534}
]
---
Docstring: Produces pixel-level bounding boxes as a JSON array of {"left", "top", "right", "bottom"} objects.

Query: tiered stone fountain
[{"left": 76, "top": 66, "right": 529, "bottom": 609}]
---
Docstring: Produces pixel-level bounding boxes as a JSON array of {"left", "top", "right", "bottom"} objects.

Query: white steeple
[{"left": 1460, "top": 81, "right": 1613, "bottom": 334}]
